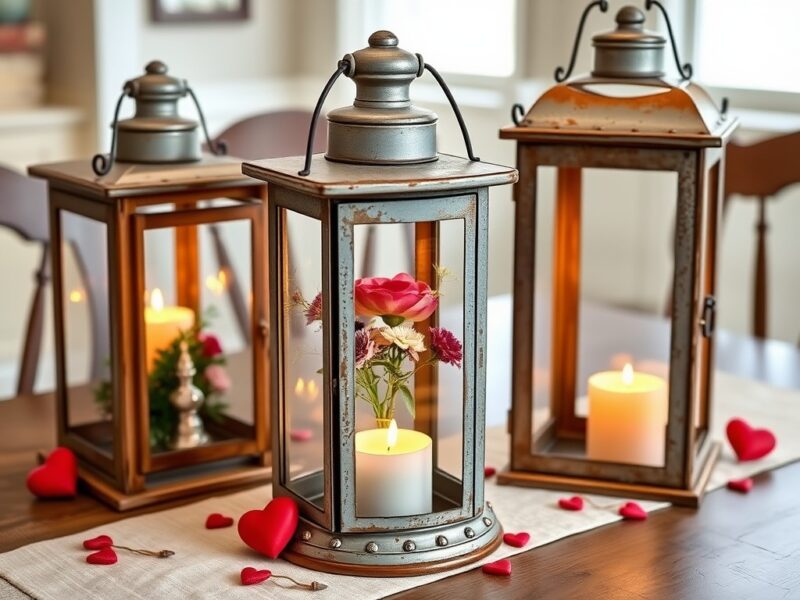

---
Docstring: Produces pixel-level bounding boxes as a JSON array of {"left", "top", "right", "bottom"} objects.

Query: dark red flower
[
  {"left": 199, "top": 333, "right": 223, "bottom": 358},
  {"left": 429, "top": 327, "right": 462, "bottom": 368},
  {"left": 305, "top": 292, "right": 322, "bottom": 325}
]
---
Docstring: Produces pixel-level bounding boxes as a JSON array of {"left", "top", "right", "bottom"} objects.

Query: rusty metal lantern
[
  {"left": 498, "top": 1, "right": 738, "bottom": 506},
  {"left": 242, "top": 31, "right": 517, "bottom": 575},
  {"left": 29, "top": 61, "right": 271, "bottom": 510}
]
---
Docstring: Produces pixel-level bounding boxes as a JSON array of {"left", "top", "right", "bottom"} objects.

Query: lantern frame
[{"left": 31, "top": 157, "right": 272, "bottom": 510}]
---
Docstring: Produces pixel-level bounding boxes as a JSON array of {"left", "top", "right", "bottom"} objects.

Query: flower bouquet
[{"left": 295, "top": 272, "right": 462, "bottom": 428}]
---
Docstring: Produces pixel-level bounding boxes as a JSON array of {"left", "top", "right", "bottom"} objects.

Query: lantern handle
[
  {"left": 422, "top": 60, "right": 479, "bottom": 162},
  {"left": 91, "top": 85, "right": 130, "bottom": 176},
  {"left": 187, "top": 86, "right": 227, "bottom": 156},
  {"left": 298, "top": 59, "right": 351, "bottom": 176},
  {"left": 555, "top": 0, "right": 609, "bottom": 83},
  {"left": 645, "top": 0, "right": 693, "bottom": 80},
  {"left": 511, "top": 103, "right": 525, "bottom": 127}
]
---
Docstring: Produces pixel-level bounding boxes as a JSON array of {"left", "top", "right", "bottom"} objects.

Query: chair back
[{"left": 213, "top": 110, "right": 327, "bottom": 160}]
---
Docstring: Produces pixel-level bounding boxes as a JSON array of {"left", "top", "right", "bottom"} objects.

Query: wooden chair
[{"left": 723, "top": 131, "right": 800, "bottom": 339}]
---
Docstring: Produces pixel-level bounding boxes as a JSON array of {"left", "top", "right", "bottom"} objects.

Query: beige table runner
[{"left": 1, "top": 371, "right": 798, "bottom": 599}]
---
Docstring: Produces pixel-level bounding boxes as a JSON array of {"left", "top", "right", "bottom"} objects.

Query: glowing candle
[
  {"left": 587, "top": 363, "right": 668, "bottom": 467},
  {"left": 355, "top": 419, "right": 432, "bottom": 517},
  {"left": 144, "top": 288, "right": 195, "bottom": 370}
]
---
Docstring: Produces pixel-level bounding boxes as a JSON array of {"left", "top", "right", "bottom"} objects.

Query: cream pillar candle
[
  {"left": 587, "top": 364, "right": 668, "bottom": 467},
  {"left": 355, "top": 419, "right": 432, "bottom": 517},
  {"left": 144, "top": 288, "right": 195, "bottom": 370}
]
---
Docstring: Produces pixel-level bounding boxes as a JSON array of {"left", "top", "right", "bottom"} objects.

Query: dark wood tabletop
[{"left": 1, "top": 297, "right": 798, "bottom": 599}]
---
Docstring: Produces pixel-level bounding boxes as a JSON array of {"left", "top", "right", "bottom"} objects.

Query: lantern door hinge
[{"left": 700, "top": 296, "right": 716, "bottom": 338}]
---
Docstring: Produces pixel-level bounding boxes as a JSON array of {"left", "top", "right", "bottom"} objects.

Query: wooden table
[{"left": 1, "top": 296, "right": 798, "bottom": 599}]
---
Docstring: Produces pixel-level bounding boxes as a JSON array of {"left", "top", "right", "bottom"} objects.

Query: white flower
[{"left": 380, "top": 325, "right": 426, "bottom": 360}]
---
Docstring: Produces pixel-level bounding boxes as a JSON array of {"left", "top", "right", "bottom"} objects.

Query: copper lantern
[
  {"left": 498, "top": 2, "right": 738, "bottom": 506},
  {"left": 30, "top": 61, "right": 271, "bottom": 510}
]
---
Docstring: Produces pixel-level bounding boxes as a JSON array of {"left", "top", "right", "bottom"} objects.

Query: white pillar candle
[
  {"left": 144, "top": 288, "right": 195, "bottom": 371},
  {"left": 587, "top": 364, "right": 668, "bottom": 467},
  {"left": 355, "top": 419, "right": 432, "bottom": 517}
]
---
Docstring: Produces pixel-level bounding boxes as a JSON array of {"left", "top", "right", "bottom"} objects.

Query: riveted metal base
[{"left": 282, "top": 502, "right": 502, "bottom": 577}]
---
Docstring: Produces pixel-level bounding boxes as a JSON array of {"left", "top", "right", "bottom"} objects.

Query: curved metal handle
[
  {"left": 91, "top": 87, "right": 129, "bottom": 176},
  {"left": 298, "top": 59, "right": 350, "bottom": 176},
  {"left": 422, "top": 61, "right": 479, "bottom": 162},
  {"left": 645, "top": 0, "right": 693, "bottom": 80},
  {"left": 511, "top": 103, "right": 525, "bottom": 127},
  {"left": 555, "top": 0, "right": 609, "bottom": 82},
  {"left": 187, "top": 86, "right": 227, "bottom": 156}
]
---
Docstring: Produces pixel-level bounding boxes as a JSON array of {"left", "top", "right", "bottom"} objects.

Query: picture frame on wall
[{"left": 150, "top": 0, "right": 250, "bottom": 23}]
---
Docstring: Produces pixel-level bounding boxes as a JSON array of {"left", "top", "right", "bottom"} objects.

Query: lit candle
[
  {"left": 587, "top": 363, "right": 668, "bottom": 467},
  {"left": 355, "top": 419, "right": 432, "bottom": 517},
  {"left": 144, "top": 288, "right": 195, "bottom": 370}
]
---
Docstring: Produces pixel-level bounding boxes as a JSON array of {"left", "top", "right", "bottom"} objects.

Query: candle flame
[
  {"left": 307, "top": 379, "right": 319, "bottom": 400},
  {"left": 69, "top": 289, "right": 85, "bottom": 303},
  {"left": 294, "top": 377, "right": 305, "bottom": 396},
  {"left": 205, "top": 270, "right": 228, "bottom": 295},
  {"left": 622, "top": 363, "right": 634, "bottom": 385},
  {"left": 150, "top": 288, "right": 164, "bottom": 311},
  {"left": 386, "top": 419, "right": 398, "bottom": 451}
]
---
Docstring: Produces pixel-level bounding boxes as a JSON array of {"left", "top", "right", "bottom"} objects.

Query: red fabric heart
[
  {"left": 726, "top": 418, "right": 776, "bottom": 462},
  {"left": 482, "top": 559, "right": 512, "bottom": 576},
  {"left": 238, "top": 496, "right": 299, "bottom": 559},
  {"left": 26, "top": 447, "right": 77, "bottom": 498},
  {"left": 86, "top": 547, "right": 117, "bottom": 565},
  {"left": 558, "top": 496, "right": 584, "bottom": 511},
  {"left": 619, "top": 501, "right": 647, "bottom": 521},
  {"left": 727, "top": 477, "right": 754, "bottom": 493},
  {"left": 483, "top": 466, "right": 497, "bottom": 478},
  {"left": 240, "top": 567, "right": 272, "bottom": 586},
  {"left": 83, "top": 535, "right": 113, "bottom": 550},
  {"left": 205, "top": 513, "right": 234, "bottom": 529},
  {"left": 289, "top": 429, "right": 313, "bottom": 442},
  {"left": 502, "top": 532, "right": 530, "bottom": 548}
]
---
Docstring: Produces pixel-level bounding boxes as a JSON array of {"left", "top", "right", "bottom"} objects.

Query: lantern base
[
  {"left": 496, "top": 441, "right": 721, "bottom": 508},
  {"left": 281, "top": 502, "right": 502, "bottom": 577}
]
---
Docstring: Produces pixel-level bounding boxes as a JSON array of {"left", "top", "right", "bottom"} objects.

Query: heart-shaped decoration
[
  {"left": 502, "top": 532, "right": 530, "bottom": 548},
  {"left": 86, "top": 547, "right": 117, "bottom": 565},
  {"left": 240, "top": 567, "right": 272, "bottom": 586},
  {"left": 619, "top": 501, "right": 647, "bottom": 521},
  {"left": 26, "top": 447, "right": 77, "bottom": 498},
  {"left": 483, "top": 466, "right": 497, "bottom": 478},
  {"left": 482, "top": 558, "right": 512, "bottom": 576},
  {"left": 726, "top": 418, "right": 776, "bottom": 462},
  {"left": 727, "top": 477, "right": 754, "bottom": 493},
  {"left": 238, "top": 496, "right": 299, "bottom": 559},
  {"left": 289, "top": 429, "right": 313, "bottom": 442},
  {"left": 558, "top": 496, "right": 584, "bottom": 511},
  {"left": 83, "top": 535, "right": 113, "bottom": 550},
  {"left": 205, "top": 513, "right": 234, "bottom": 529}
]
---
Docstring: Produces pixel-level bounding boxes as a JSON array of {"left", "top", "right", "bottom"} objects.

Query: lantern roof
[
  {"left": 29, "top": 154, "right": 260, "bottom": 199},
  {"left": 242, "top": 153, "right": 518, "bottom": 198}
]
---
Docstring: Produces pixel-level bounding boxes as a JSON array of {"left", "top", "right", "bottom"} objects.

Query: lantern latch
[{"left": 700, "top": 295, "right": 716, "bottom": 338}]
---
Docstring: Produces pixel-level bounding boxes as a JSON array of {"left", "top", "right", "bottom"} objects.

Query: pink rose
[
  {"left": 204, "top": 364, "right": 231, "bottom": 393},
  {"left": 354, "top": 273, "right": 438, "bottom": 324}
]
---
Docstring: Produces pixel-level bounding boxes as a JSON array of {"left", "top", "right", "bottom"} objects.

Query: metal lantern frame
[
  {"left": 497, "top": 1, "right": 738, "bottom": 506},
  {"left": 30, "top": 157, "right": 271, "bottom": 510},
  {"left": 242, "top": 154, "right": 517, "bottom": 575}
]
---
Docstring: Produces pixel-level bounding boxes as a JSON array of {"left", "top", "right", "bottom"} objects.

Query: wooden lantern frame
[{"left": 31, "top": 158, "right": 271, "bottom": 510}]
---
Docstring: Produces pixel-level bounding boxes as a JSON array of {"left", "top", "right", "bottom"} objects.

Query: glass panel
[
  {"left": 352, "top": 219, "right": 465, "bottom": 517},
  {"left": 281, "top": 209, "right": 324, "bottom": 509},
  {"left": 142, "top": 218, "right": 255, "bottom": 456},
  {"left": 61, "top": 211, "right": 113, "bottom": 457},
  {"left": 533, "top": 166, "right": 675, "bottom": 468}
]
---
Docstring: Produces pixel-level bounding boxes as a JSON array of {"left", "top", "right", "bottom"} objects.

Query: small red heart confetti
[
  {"left": 86, "top": 547, "right": 118, "bottom": 565},
  {"left": 558, "top": 496, "right": 584, "bottom": 511},
  {"left": 619, "top": 501, "right": 647, "bottom": 521},
  {"left": 727, "top": 477, "right": 754, "bottom": 493},
  {"left": 502, "top": 532, "right": 530, "bottom": 548},
  {"left": 205, "top": 513, "right": 234, "bottom": 529},
  {"left": 726, "top": 418, "right": 776, "bottom": 462},
  {"left": 484, "top": 466, "right": 496, "bottom": 478},
  {"left": 290, "top": 429, "right": 313, "bottom": 442},
  {"left": 241, "top": 567, "right": 272, "bottom": 586},
  {"left": 26, "top": 447, "right": 77, "bottom": 498},
  {"left": 83, "top": 535, "right": 113, "bottom": 550},
  {"left": 482, "top": 558, "right": 512, "bottom": 576}
]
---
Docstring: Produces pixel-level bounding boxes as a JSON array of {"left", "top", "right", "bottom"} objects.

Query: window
[
  {"left": 694, "top": 0, "right": 800, "bottom": 93},
  {"left": 340, "top": 0, "right": 516, "bottom": 77}
]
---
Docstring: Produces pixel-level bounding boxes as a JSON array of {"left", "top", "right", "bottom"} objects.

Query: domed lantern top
[
  {"left": 92, "top": 60, "right": 224, "bottom": 175},
  {"left": 504, "top": 2, "right": 737, "bottom": 145}
]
